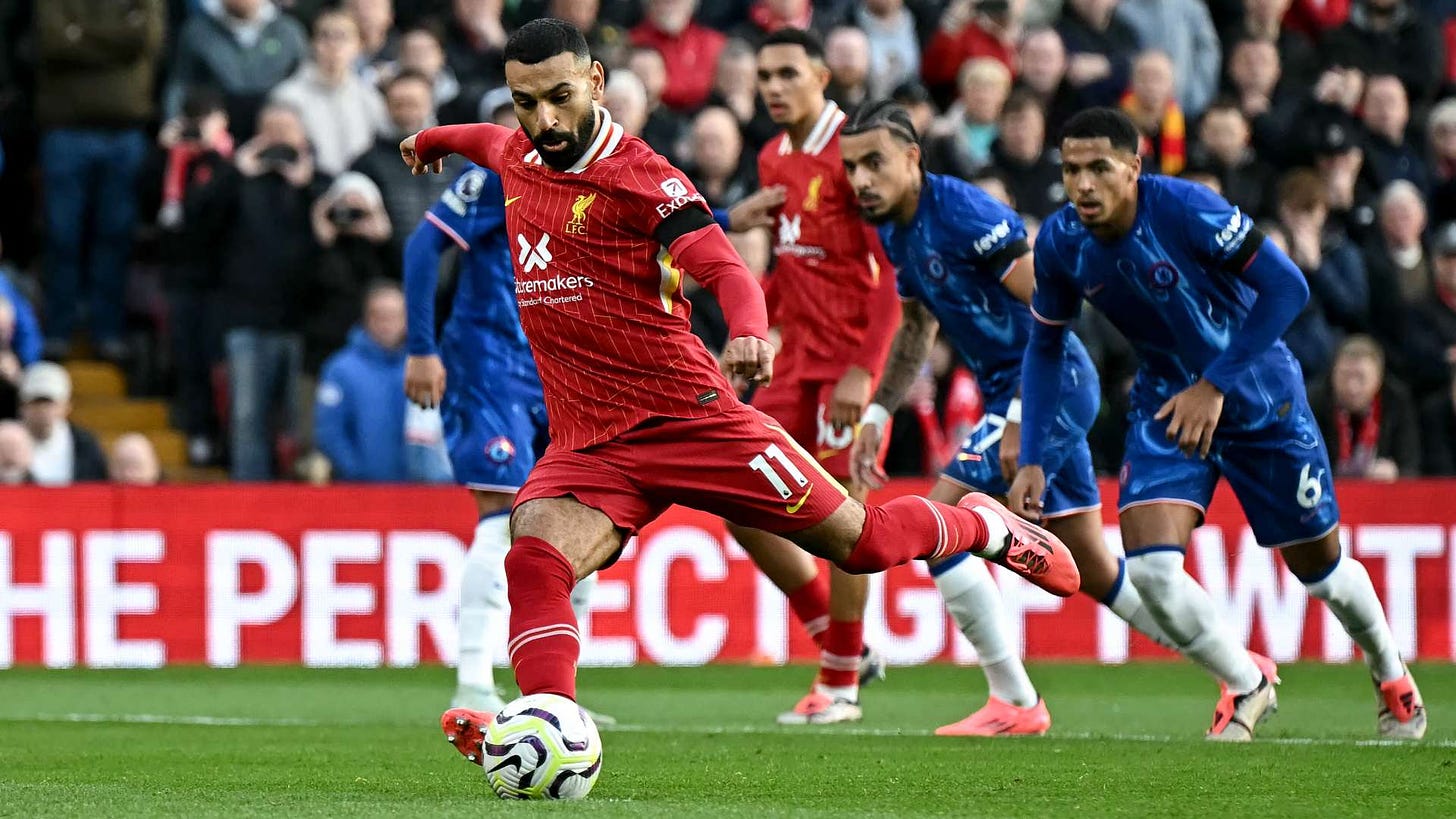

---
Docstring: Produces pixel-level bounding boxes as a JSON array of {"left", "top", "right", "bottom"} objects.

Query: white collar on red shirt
[
  {"left": 523, "top": 105, "right": 625, "bottom": 173},
  {"left": 778, "top": 101, "right": 845, "bottom": 157}
]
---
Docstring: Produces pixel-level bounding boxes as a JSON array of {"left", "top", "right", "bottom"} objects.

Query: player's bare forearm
[{"left": 869, "top": 300, "right": 939, "bottom": 414}]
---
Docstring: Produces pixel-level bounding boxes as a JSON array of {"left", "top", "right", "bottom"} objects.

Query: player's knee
[{"left": 1124, "top": 550, "right": 1184, "bottom": 602}]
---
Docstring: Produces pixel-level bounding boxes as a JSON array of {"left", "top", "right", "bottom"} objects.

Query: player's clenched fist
[
  {"left": 721, "top": 335, "right": 774, "bottom": 387},
  {"left": 399, "top": 131, "right": 443, "bottom": 176},
  {"left": 405, "top": 354, "right": 448, "bottom": 408}
]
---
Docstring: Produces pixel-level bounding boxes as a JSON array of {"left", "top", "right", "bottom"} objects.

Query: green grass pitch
[{"left": 0, "top": 663, "right": 1451, "bottom": 817}]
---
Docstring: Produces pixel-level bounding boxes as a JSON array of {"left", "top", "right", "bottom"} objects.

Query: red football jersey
[
  {"left": 417, "top": 109, "right": 749, "bottom": 451},
  {"left": 758, "top": 101, "right": 900, "bottom": 383}
]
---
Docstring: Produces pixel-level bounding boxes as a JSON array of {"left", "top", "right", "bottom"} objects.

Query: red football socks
[
  {"left": 786, "top": 570, "right": 831, "bottom": 645},
  {"left": 504, "top": 537, "right": 580, "bottom": 700},
  {"left": 819, "top": 618, "right": 863, "bottom": 689},
  {"left": 840, "top": 496, "right": 990, "bottom": 574}
]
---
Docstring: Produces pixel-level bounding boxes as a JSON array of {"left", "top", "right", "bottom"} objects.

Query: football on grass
[{"left": 481, "top": 693, "right": 603, "bottom": 800}]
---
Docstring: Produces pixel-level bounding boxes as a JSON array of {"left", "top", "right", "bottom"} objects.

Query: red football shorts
[
  {"left": 514, "top": 403, "right": 849, "bottom": 536},
  {"left": 750, "top": 377, "right": 890, "bottom": 480}
]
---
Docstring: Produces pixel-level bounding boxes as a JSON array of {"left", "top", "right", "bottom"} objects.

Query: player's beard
[{"left": 529, "top": 108, "right": 600, "bottom": 171}]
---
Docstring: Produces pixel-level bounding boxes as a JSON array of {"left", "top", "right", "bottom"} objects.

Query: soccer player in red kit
[
  {"left": 722, "top": 28, "right": 900, "bottom": 725},
  {"left": 399, "top": 19, "right": 1077, "bottom": 764}
]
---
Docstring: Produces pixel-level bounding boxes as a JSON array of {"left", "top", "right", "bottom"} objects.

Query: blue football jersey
[
  {"left": 878, "top": 172, "right": 1044, "bottom": 399},
  {"left": 424, "top": 164, "right": 530, "bottom": 352},
  {"left": 1033, "top": 176, "right": 1305, "bottom": 430}
]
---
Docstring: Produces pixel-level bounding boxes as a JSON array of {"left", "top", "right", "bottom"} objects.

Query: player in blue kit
[
  {"left": 839, "top": 101, "right": 1176, "bottom": 736},
  {"left": 402, "top": 163, "right": 605, "bottom": 720},
  {"left": 1014, "top": 108, "right": 1425, "bottom": 740}
]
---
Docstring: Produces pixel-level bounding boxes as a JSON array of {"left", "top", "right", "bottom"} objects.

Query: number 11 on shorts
[{"left": 750, "top": 443, "right": 810, "bottom": 500}]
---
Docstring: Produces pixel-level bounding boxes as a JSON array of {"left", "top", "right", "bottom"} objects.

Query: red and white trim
[
  {"left": 917, "top": 496, "right": 953, "bottom": 560},
  {"left": 777, "top": 101, "right": 846, "bottom": 156},
  {"left": 1030, "top": 305, "right": 1070, "bottom": 327},
  {"left": 521, "top": 106, "right": 625, "bottom": 173},
  {"left": 820, "top": 652, "right": 861, "bottom": 672},
  {"left": 507, "top": 622, "right": 580, "bottom": 658},
  {"left": 424, "top": 211, "right": 471, "bottom": 251},
  {"left": 803, "top": 615, "right": 830, "bottom": 637}
]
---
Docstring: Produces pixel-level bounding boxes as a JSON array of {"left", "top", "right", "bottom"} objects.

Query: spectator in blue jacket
[
  {"left": 0, "top": 235, "right": 43, "bottom": 367},
  {"left": 314, "top": 281, "right": 412, "bottom": 482}
]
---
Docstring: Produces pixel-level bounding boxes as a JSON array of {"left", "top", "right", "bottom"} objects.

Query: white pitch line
[{"left": 4, "top": 713, "right": 1448, "bottom": 748}]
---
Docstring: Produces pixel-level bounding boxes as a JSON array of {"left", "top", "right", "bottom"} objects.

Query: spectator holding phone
[{"left": 306, "top": 172, "right": 395, "bottom": 373}]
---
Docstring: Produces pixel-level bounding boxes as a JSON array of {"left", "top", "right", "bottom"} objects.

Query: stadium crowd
[{"left": 1, "top": 0, "right": 1455, "bottom": 482}]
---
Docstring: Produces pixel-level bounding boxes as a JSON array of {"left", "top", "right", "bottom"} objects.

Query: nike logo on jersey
[
  {"left": 505, "top": 195, "right": 523, "bottom": 206},
  {"left": 786, "top": 484, "right": 814, "bottom": 514}
]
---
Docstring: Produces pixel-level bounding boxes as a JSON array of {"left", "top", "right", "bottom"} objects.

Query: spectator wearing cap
[
  {"left": 351, "top": 71, "right": 451, "bottom": 259},
  {"left": 1321, "top": 0, "right": 1446, "bottom": 104},
  {"left": 314, "top": 282, "right": 412, "bottom": 482},
  {"left": 1312, "top": 334, "right": 1421, "bottom": 480},
  {"left": 1275, "top": 170, "right": 1370, "bottom": 378},
  {"left": 271, "top": 9, "right": 389, "bottom": 177},
  {"left": 165, "top": 0, "right": 310, "bottom": 141},
  {"left": 1359, "top": 74, "right": 1431, "bottom": 195},
  {"left": 822, "top": 27, "right": 871, "bottom": 112},
  {"left": 925, "top": 57, "right": 1012, "bottom": 179},
  {"left": 921, "top": 0, "right": 1020, "bottom": 103},
  {"left": 632, "top": 0, "right": 727, "bottom": 113},
  {"left": 1192, "top": 98, "right": 1278, "bottom": 219},
  {"left": 853, "top": 0, "right": 922, "bottom": 100},
  {"left": 1418, "top": 363, "right": 1456, "bottom": 476},
  {"left": 307, "top": 172, "right": 396, "bottom": 373},
  {"left": 1057, "top": 0, "right": 1142, "bottom": 110},
  {"left": 0, "top": 420, "right": 34, "bottom": 485},
  {"left": 17, "top": 363, "right": 107, "bottom": 486},
  {"left": 1425, "top": 98, "right": 1456, "bottom": 225},
  {"left": 1312, "top": 114, "right": 1381, "bottom": 245},
  {"left": 1116, "top": 0, "right": 1221, "bottom": 116},
  {"left": 991, "top": 91, "right": 1064, "bottom": 219},
  {"left": 1016, "top": 27, "right": 1080, "bottom": 142},
  {"left": 1221, "top": 0, "right": 1322, "bottom": 91},
  {"left": 37, "top": 0, "right": 165, "bottom": 364},
  {"left": 1404, "top": 222, "right": 1456, "bottom": 394},
  {"left": 109, "top": 433, "right": 161, "bottom": 485}
]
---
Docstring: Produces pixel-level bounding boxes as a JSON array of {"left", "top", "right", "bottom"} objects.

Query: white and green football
[{"left": 481, "top": 693, "right": 603, "bottom": 800}]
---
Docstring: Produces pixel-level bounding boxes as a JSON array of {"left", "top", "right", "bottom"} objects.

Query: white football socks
[
  {"left": 1126, "top": 549, "right": 1262, "bottom": 693},
  {"left": 933, "top": 555, "right": 1039, "bottom": 708},
  {"left": 1303, "top": 555, "right": 1405, "bottom": 682},
  {"left": 1101, "top": 558, "right": 1178, "bottom": 650},
  {"left": 457, "top": 513, "right": 511, "bottom": 691}
]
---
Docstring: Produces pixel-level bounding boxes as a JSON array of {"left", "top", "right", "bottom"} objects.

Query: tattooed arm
[{"left": 849, "top": 299, "right": 939, "bottom": 488}]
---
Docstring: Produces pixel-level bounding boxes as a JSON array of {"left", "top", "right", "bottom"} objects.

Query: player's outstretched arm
[
  {"left": 851, "top": 300, "right": 939, "bottom": 489},
  {"left": 402, "top": 123, "right": 513, "bottom": 175}
]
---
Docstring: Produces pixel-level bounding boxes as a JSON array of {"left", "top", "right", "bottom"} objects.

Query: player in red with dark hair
[
  {"left": 722, "top": 27, "right": 901, "bottom": 726},
  {"left": 399, "top": 19, "right": 1078, "bottom": 764}
]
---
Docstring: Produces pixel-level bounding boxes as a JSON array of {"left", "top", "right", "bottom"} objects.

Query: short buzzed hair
[
  {"left": 504, "top": 18, "right": 591, "bottom": 65},
  {"left": 1060, "top": 107, "right": 1140, "bottom": 154},
  {"left": 758, "top": 27, "right": 825, "bottom": 61}
]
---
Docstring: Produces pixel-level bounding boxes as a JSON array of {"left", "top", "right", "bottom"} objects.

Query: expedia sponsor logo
[{"left": 655, "top": 178, "right": 705, "bottom": 218}]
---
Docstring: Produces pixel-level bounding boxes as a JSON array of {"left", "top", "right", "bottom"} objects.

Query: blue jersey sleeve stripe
[
  {"left": 1030, "top": 305, "right": 1070, "bottom": 326},
  {"left": 424, "top": 211, "right": 471, "bottom": 252}
]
